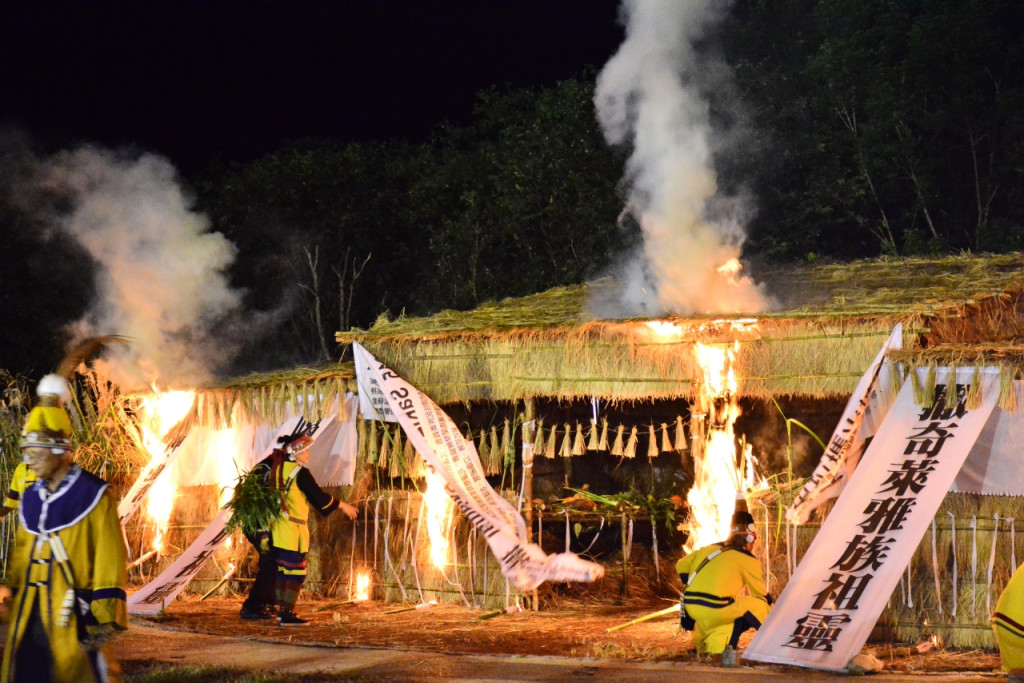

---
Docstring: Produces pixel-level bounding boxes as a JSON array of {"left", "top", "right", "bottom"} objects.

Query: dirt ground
[{"left": 121, "top": 594, "right": 1006, "bottom": 676}]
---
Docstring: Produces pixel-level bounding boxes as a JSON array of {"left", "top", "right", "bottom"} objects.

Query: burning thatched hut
[
  {"left": 330, "top": 252, "right": 1024, "bottom": 647},
  {"left": 115, "top": 252, "right": 1024, "bottom": 647}
]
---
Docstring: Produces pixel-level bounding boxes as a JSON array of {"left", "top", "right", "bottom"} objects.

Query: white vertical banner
[
  {"left": 353, "top": 346, "right": 398, "bottom": 422},
  {"left": 352, "top": 342, "right": 604, "bottom": 590},
  {"left": 787, "top": 324, "right": 902, "bottom": 524},
  {"left": 127, "top": 508, "right": 233, "bottom": 615},
  {"left": 745, "top": 367, "right": 999, "bottom": 671}
]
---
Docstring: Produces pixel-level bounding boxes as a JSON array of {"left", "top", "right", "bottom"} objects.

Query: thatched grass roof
[
  {"left": 122, "top": 364, "right": 357, "bottom": 435},
  {"left": 336, "top": 253, "right": 1024, "bottom": 405}
]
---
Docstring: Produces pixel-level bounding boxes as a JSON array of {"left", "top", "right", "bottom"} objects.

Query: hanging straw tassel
[
  {"left": 966, "top": 366, "right": 982, "bottom": 409},
  {"left": 999, "top": 366, "right": 1017, "bottom": 411},
  {"left": 660, "top": 422, "right": 672, "bottom": 453},
  {"left": 572, "top": 423, "right": 585, "bottom": 456},
  {"left": 674, "top": 416, "right": 687, "bottom": 451},
  {"left": 389, "top": 429, "right": 406, "bottom": 479},
  {"left": 945, "top": 365, "right": 961, "bottom": 412},
  {"left": 489, "top": 425, "right": 500, "bottom": 461},
  {"left": 559, "top": 423, "right": 572, "bottom": 458},
  {"left": 545, "top": 424, "right": 558, "bottom": 458},
  {"left": 378, "top": 425, "right": 391, "bottom": 470},
  {"left": 501, "top": 418, "right": 512, "bottom": 460},
  {"left": 402, "top": 435, "right": 415, "bottom": 478},
  {"left": 623, "top": 426, "right": 638, "bottom": 459},
  {"left": 409, "top": 446, "right": 425, "bottom": 479},
  {"left": 534, "top": 419, "right": 545, "bottom": 452},
  {"left": 478, "top": 428, "right": 491, "bottom": 468},
  {"left": 485, "top": 426, "right": 503, "bottom": 475},
  {"left": 587, "top": 419, "right": 599, "bottom": 451},
  {"left": 610, "top": 424, "right": 625, "bottom": 456},
  {"left": 647, "top": 424, "right": 659, "bottom": 459}
]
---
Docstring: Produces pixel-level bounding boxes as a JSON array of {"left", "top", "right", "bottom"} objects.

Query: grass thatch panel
[{"left": 355, "top": 319, "right": 904, "bottom": 404}]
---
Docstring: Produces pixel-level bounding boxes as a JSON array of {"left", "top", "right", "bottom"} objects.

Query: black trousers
[{"left": 242, "top": 533, "right": 277, "bottom": 610}]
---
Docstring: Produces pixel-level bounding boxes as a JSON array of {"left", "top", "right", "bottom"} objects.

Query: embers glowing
[{"left": 423, "top": 471, "right": 453, "bottom": 568}]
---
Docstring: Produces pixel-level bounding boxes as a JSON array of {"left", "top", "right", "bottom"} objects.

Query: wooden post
[
  {"left": 621, "top": 511, "right": 630, "bottom": 598},
  {"left": 521, "top": 398, "right": 538, "bottom": 610}
]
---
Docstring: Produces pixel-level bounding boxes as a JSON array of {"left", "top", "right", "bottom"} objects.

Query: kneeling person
[{"left": 676, "top": 511, "right": 770, "bottom": 655}]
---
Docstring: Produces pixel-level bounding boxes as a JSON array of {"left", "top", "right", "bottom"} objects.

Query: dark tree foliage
[
  {"left": 189, "top": 1, "right": 1024, "bottom": 371},
  {"left": 729, "top": 0, "right": 1024, "bottom": 260},
  {"left": 194, "top": 77, "right": 627, "bottom": 367}
]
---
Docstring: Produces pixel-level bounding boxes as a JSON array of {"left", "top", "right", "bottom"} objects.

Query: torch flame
[
  {"left": 355, "top": 570, "right": 371, "bottom": 601},
  {"left": 423, "top": 471, "right": 453, "bottom": 568}
]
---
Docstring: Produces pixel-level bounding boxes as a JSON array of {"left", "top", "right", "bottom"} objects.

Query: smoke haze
[
  {"left": 593, "top": 0, "right": 769, "bottom": 318},
  {"left": 19, "top": 145, "right": 245, "bottom": 390}
]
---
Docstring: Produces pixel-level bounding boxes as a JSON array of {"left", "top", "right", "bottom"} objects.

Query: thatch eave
[{"left": 122, "top": 363, "right": 357, "bottom": 434}]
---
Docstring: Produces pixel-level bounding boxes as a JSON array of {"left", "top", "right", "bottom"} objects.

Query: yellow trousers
[{"left": 686, "top": 596, "right": 769, "bottom": 654}]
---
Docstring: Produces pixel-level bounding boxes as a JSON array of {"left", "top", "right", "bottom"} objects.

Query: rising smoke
[
  {"left": 16, "top": 145, "right": 247, "bottom": 390},
  {"left": 592, "top": 0, "right": 770, "bottom": 318}
]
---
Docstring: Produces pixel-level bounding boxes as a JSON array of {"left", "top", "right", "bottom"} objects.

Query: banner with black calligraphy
[
  {"left": 127, "top": 508, "right": 232, "bottom": 615},
  {"left": 787, "top": 324, "right": 902, "bottom": 525},
  {"left": 745, "top": 367, "right": 998, "bottom": 671},
  {"left": 353, "top": 344, "right": 398, "bottom": 422},
  {"left": 352, "top": 342, "right": 604, "bottom": 590},
  {"left": 117, "top": 441, "right": 183, "bottom": 526}
]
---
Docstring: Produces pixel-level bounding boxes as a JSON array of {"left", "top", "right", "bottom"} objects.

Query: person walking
[
  {"left": 254, "top": 430, "right": 358, "bottom": 626},
  {"left": 1, "top": 374, "right": 128, "bottom": 682}
]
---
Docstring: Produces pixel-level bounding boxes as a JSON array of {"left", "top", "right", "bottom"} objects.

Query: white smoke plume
[
  {"left": 33, "top": 146, "right": 243, "bottom": 390},
  {"left": 593, "top": 0, "right": 770, "bottom": 317}
]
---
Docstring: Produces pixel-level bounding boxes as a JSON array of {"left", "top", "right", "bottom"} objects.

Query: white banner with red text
[
  {"left": 745, "top": 367, "right": 999, "bottom": 671},
  {"left": 352, "top": 341, "right": 604, "bottom": 591}
]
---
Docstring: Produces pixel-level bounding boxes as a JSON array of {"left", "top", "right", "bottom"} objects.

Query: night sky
[{"left": 1, "top": 1, "right": 625, "bottom": 174}]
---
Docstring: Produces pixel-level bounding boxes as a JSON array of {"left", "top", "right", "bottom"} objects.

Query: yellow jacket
[
  {"left": 4, "top": 463, "right": 37, "bottom": 510},
  {"left": 2, "top": 466, "right": 127, "bottom": 682},
  {"left": 261, "top": 454, "right": 338, "bottom": 553},
  {"left": 677, "top": 541, "right": 768, "bottom": 606}
]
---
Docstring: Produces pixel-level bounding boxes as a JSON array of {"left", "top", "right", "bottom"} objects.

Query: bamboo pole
[
  {"left": 522, "top": 398, "right": 538, "bottom": 611},
  {"left": 605, "top": 604, "right": 680, "bottom": 633},
  {"left": 200, "top": 565, "right": 237, "bottom": 601}
]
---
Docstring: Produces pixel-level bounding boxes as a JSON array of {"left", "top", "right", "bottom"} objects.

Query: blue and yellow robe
[{"left": 2, "top": 465, "right": 127, "bottom": 682}]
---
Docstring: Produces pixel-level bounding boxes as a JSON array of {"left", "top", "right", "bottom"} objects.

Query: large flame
[
  {"left": 686, "top": 343, "right": 740, "bottom": 551},
  {"left": 137, "top": 389, "right": 194, "bottom": 552},
  {"left": 423, "top": 471, "right": 453, "bottom": 568}
]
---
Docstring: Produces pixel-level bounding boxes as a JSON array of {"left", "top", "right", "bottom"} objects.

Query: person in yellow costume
[
  {"left": 255, "top": 429, "right": 357, "bottom": 626},
  {"left": 993, "top": 561, "right": 1024, "bottom": 679},
  {"left": 676, "top": 510, "right": 772, "bottom": 656},
  {"left": 2, "top": 463, "right": 37, "bottom": 518},
  {"left": 1, "top": 374, "right": 128, "bottom": 683}
]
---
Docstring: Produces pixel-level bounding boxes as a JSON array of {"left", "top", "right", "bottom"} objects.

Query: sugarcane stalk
[{"left": 605, "top": 604, "right": 680, "bottom": 633}]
